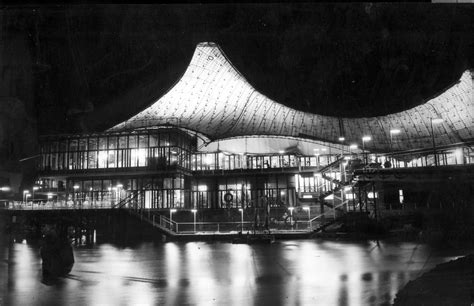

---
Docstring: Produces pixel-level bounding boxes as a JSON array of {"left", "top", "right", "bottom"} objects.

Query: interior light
[{"left": 205, "top": 155, "right": 213, "bottom": 164}]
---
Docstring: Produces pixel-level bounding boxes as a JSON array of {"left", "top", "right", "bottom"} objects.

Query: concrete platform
[{"left": 165, "top": 229, "right": 313, "bottom": 241}]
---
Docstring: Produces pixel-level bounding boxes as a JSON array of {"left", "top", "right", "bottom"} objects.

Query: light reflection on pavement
[{"left": 0, "top": 239, "right": 468, "bottom": 306}]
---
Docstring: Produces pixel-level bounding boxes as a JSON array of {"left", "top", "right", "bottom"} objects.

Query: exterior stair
[{"left": 111, "top": 186, "right": 178, "bottom": 236}]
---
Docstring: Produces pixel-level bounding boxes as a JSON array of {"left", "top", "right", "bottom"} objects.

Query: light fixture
[{"left": 338, "top": 137, "right": 345, "bottom": 141}]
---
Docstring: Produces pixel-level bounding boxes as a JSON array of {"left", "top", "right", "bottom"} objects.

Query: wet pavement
[{"left": 0, "top": 238, "right": 470, "bottom": 305}]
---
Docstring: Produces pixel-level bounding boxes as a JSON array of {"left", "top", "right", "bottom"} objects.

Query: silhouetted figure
[{"left": 40, "top": 227, "right": 74, "bottom": 280}]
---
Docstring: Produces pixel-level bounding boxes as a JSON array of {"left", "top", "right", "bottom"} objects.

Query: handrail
[
  {"left": 309, "top": 201, "right": 348, "bottom": 223},
  {"left": 112, "top": 183, "right": 153, "bottom": 209},
  {"left": 318, "top": 156, "right": 345, "bottom": 174},
  {"left": 111, "top": 192, "right": 137, "bottom": 209}
]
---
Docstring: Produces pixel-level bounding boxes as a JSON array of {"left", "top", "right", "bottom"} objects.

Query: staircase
[
  {"left": 128, "top": 209, "right": 178, "bottom": 236},
  {"left": 111, "top": 187, "right": 178, "bottom": 236},
  {"left": 309, "top": 156, "right": 356, "bottom": 229}
]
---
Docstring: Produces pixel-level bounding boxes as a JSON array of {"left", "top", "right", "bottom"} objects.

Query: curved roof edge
[{"left": 109, "top": 42, "right": 474, "bottom": 153}]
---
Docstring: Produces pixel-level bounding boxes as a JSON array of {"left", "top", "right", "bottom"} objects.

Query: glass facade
[
  {"left": 40, "top": 129, "right": 195, "bottom": 171},
  {"left": 36, "top": 127, "right": 474, "bottom": 210}
]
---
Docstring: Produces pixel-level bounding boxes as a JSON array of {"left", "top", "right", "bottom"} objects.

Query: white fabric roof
[{"left": 109, "top": 42, "right": 474, "bottom": 153}]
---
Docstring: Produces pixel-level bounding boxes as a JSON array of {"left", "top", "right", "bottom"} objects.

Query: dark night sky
[{"left": 3, "top": 3, "right": 474, "bottom": 135}]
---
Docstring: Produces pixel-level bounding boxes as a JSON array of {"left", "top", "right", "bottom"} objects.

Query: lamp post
[
  {"left": 191, "top": 209, "right": 197, "bottom": 233},
  {"left": 389, "top": 129, "right": 401, "bottom": 164},
  {"left": 1, "top": 186, "right": 10, "bottom": 207},
  {"left": 116, "top": 184, "right": 123, "bottom": 204},
  {"left": 23, "top": 190, "right": 29, "bottom": 205},
  {"left": 362, "top": 136, "right": 371, "bottom": 164},
  {"left": 430, "top": 118, "right": 444, "bottom": 166},
  {"left": 288, "top": 207, "right": 294, "bottom": 230},
  {"left": 238, "top": 208, "right": 244, "bottom": 232},
  {"left": 389, "top": 129, "right": 400, "bottom": 153},
  {"left": 47, "top": 192, "right": 53, "bottom": 208},
  {"left": 302, "top": 206, "right": 310, "bottom": 228},
  {"left": 338, "top": 137, "right": 345, "bottom": 158},
  {"left": 170, "top": 209, "right": 177, "bottom": 222},
  {"left": 349, "top": 144, "right": 357, "bottom": 158},
  {"left": 73, "top": 185, "right": 79, "bottom": 207},
  {"left": 107, "top": 187, "right": 112, "bottom": 207},
  {"left": 112, "top": 187, "right": 117, "bottom": 205},
  {"left": 32, "top": 186, "right": 39, "bottom": 202}
]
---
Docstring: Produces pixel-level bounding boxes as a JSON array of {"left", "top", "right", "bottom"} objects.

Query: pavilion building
[{"left": 34, "top": 42, "right": 474, "bottom": 218}]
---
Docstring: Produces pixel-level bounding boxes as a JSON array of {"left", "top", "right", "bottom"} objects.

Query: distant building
[{"left": 35, "top": 43, "right": 474, "bottom": 215}]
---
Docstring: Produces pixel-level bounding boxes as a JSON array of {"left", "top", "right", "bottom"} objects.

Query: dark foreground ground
[{"left": 394, "top": 254, "right": 474, "bottom": 305}]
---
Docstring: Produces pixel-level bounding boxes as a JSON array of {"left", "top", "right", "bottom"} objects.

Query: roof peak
[{"left": 196, "top": 42, "right": 218, "bottom": 48}]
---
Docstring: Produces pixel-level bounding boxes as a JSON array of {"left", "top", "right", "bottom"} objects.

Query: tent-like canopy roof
[{"left": 109, "top": 42, "right": 474, "bottom": 154}]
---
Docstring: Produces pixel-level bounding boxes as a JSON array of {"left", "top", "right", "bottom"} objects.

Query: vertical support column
[
  {"left": 358, "top": 187, "right": 363, "bottom": 213},
  {"left": 320, "top": 196, "right": 325, "bottom": 222},
  {"left": 364, "top": 187, "right": 369, "bottom": 213},
  {"left": 372, "top": 182, "right": 377, "bottom": 221}
]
